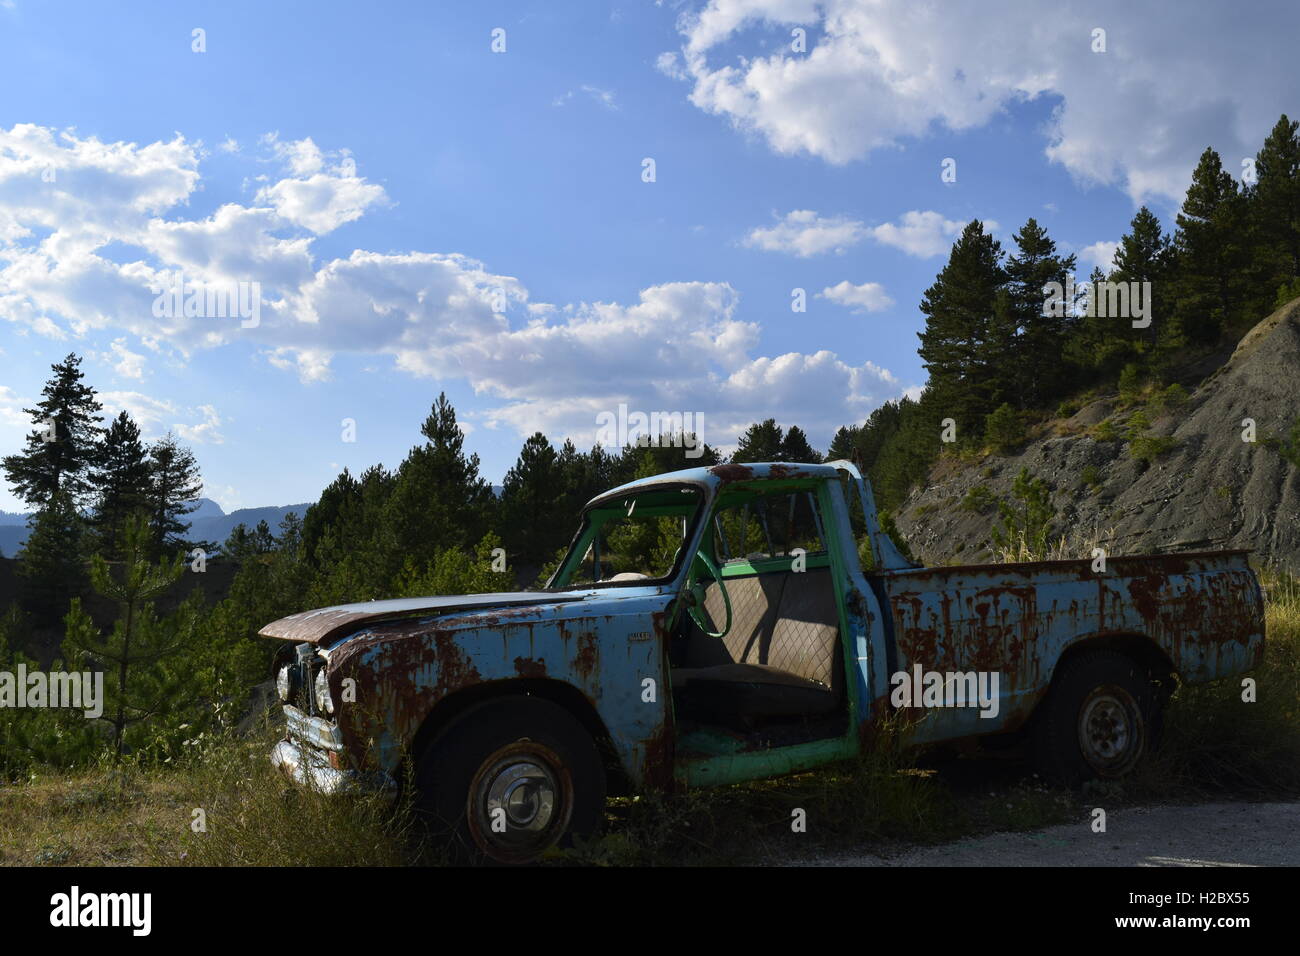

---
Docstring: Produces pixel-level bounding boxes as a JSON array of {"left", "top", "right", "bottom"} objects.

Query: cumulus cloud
[
  {"left": 106, "top": 338, "right": 147, "bottom": 379},
  {"left": 744, "top": 209, "right": 867, "bottom": 257},
  {"left": 869, "top": 211, "right": 975, "bottom": 259},
  {"left": 1078, "top": 240, "right": 1120, "bottom": 273},
  {"left": 99, "top": 391, "right": 176, "bottom": 434},
  {"left": 256, "top": 172, "right": 386, "bottom": 235},
  {"left": 0, "top": 123, "right": 910, "bottom": 452},
  {"left": 818, "top": 280, "right": 893, "bottom": 313},
  {"left": 0, "top": 385, "right": 29, "bottom": 428},
  {"left": 175, "top": 404, "right": 224, "bottom": 444},
  {"left": 664, "top": 0, "right": 1300, "bottom": 204}
]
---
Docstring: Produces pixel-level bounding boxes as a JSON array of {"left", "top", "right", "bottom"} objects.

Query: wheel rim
[
  {"left": 467, "top": 740, "right": 573, "bottom": 863},
  {"left": 1077, "top": 685, "right": 1143, "bottom": 776}
]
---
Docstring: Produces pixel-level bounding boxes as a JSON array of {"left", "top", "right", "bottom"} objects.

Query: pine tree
[
  {"left": 917, "top": 221, "right": 1007, "bottom": 435},
  {"left": 15, "top": 489, "right": 86, "bottom": 619},
  {"left": 1, "top": 353, "right": 104, "bottom": 508},
  {"left": 731, "top": 419, "right": 785, "bottom": 462},
  {"left": 146, "top": 434, "right": 203, "bottom": 556},
  {"left": 1251, "top": 114, "right": 1300, "bottom": 301},
  {"left": 1170, "top": 148, "right": 1247, "bottom": 346},
  {"left": 1004, "top": 219, "right": 1077, "bottom": 407},
  {"left": 383, "top": 393, "right": 495, "bottom": 563},
  {"left": 779, "top": 425, "right": 821, "bottom": 462},
  {"left": 61, "top": 515, "right": 195, "bottom": 760},
  {"left": 1111, "top": 205, "right": 1172, "bottom": 351},
  {"left": 91, "top": 411, "right": 152, "bottom": 558},
  {"left": 499, "top": 432, "right": 566, "bottom": 566}
]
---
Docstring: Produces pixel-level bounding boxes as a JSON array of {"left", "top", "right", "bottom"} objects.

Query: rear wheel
[
  {"left": 415, "top": 696, "right": 605, "bottom": 864},
  {"left": 1032, "top": 649, "right": 1158, "bottom": 786}
]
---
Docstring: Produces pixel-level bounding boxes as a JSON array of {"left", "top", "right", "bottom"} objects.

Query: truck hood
[{"left": 258, "top": 592, "right": 589, "bottom": 645}]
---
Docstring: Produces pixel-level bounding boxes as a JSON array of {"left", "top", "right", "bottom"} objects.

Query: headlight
[
  {"left": 314, "top": 668, "right": 334, "bottom": 714},
  {"left": 276, "top": 665, "right": 292, "bottom": 702}
]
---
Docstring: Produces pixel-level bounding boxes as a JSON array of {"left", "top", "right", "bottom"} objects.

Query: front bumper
[{"left": 270, "top": 705, "right": 395, "bottom": 795}]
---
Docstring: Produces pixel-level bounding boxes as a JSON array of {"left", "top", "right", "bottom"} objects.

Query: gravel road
[{"left": 786, "top": 802, "right": 1300, "bottom": 866}]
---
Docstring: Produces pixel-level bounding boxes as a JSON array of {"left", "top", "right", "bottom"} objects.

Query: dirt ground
[{"left": 786, "top": 801, "right": 1300, "bottom": 866}]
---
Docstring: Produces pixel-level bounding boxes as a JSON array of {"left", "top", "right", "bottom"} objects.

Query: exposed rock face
[{"left": 894, "top": 298, "right": 1300, "bottom": 572}]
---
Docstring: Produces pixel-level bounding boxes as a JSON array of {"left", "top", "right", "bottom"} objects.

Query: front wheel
[
  {"left": 1032, "top": 649, "right": 1158, "bottom": 787},
  {"left": 415, "top": 696, "right": 606, "bottom": 864}
]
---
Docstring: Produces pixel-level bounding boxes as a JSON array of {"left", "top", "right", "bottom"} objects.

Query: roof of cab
[{"left": 586, "top": 460, "right": 843, "bottom": 510}]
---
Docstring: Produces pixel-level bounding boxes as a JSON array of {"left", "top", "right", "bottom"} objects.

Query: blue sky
[{"left": 1, "top": 0, "right": 1297, "bottom": 513}]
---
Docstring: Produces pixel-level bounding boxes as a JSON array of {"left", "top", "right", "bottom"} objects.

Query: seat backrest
[
  {"left": 687, "top": 567, "right": 841, "bottom": 690},
  {"left": 764, "top": 567, "right": 841, "bottom": 689},
  {"left": 685, "top": 572, "right": 785, "bottom": 669}
]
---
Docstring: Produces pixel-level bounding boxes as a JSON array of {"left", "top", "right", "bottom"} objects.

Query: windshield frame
[{"left": 545, "top": 480, "right": 710, "bottom": 589}]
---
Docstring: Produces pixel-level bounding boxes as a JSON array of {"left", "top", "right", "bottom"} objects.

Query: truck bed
[{"left": 871, "top": 549, "right": 1265, "bottom": 742}]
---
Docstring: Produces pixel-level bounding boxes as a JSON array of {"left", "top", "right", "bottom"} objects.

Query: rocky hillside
[{"left": 894, "top": 297, "right": 1300, "bottom": 572}]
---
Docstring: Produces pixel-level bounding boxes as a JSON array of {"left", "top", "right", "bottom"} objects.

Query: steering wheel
[{"left": 684, "top": 549, "right": 732, "bottom": 638}]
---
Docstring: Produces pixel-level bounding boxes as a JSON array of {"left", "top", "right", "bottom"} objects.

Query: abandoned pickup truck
[{"left": 260, "top": 461, "right": 1265, "bottom": 863}]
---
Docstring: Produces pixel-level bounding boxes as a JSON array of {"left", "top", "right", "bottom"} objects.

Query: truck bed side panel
[{"left": 877, "top": 551, "right": 1264, "bottom": 744}]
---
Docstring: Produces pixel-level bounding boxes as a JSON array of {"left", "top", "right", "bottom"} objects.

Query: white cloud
[
  {"left": 665, "top": 0, "right": 1300, "bottom": 204},
  {"left": 107, "top": 337, "right": 147, "bottom": 379},
  {"left": 175, "top": 404, "right": 224, "bottom": 444},
  {"left": 0, "top": 385, "right": 29, "bottom": 428},
  {"left": 553, "top": 86, "right": 620, "bottom": 110},
  {"left": 99, "top": 391, "right": 176, "bottom": 434},
  {"left": 1078, "top": 240, "right": 1120, "bottom": 274},
  {"left": 869, "top": 211, "right": 973, "bottom": 259},
  {"left": 818, "top": 280, "right": 893, "bottom": 313},
  {"left": 0, "top": 123, "right": 909, "bottom": 454},
  {"left": 265, "top": 134, "right": 324, "bottom": 176},
  {"left": 256, "top": 171, "right": 386, "bottom": 235},
  {"left": 744, "top": 209, "right": 866, "bottom": 257}
]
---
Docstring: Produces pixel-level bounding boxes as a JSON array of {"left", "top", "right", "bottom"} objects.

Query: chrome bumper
[{"left": 270, "top": 705, "right": 395, "bottom": 795}]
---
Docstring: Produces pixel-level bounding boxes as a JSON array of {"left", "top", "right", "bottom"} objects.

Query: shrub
[
  {"left": 1090, "top": 418, "right": 1121, "bottom": 442},
  {"left": 990, "top": 468, "right": 1055, "bottom": 562},
  {"left": 1118, "top": 363, "right": 1144, "bottom": 401},
  {"left": 984, "top": 403, "right": 1024, "bottom": 454},
  {"left": 960, "top": 484, "right": 996, "bottom": 514},
  {"left": 1151, "top": 383, "right": 1189, "bottom": 413},
  {"left": 1130, "top": 434, "right": 1179, "bottom": 464}
]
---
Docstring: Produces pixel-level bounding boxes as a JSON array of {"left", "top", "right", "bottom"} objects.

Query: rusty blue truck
[{"left": 259, "top": 460, "right": 1265, "bottom": 863}]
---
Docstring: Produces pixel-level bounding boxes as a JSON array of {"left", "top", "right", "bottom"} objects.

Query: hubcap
[
  {"left": 1078, "top": 687, "right": 1142, "bottom": 775},
  {"left": 468, "top": 741, "right": 572, "bottom": 862},
  {"left": 488, "top": 760, "right": 556, "bottom": 830}
]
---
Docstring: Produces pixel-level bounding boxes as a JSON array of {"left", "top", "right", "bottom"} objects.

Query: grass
[
  {"left": 3, "top": 574, "right": 1297, "bottom": 866},
  {"left": 0, "top": 731, "right": 429, "bottom": 867}
]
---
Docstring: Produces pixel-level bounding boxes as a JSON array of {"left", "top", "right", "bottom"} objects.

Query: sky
[{"left": 1, "top": 0, "right": 1298, "bottom": 514}]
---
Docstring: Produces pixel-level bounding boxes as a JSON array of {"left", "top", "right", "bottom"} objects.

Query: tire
[
  {"left": 1032, "top": 649, "right": 1158, "bottom": 787},
  {"left": 415, "top": 696, "right": 606, "bottom": 864}
]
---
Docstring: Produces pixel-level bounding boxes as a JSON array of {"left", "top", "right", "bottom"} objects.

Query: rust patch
[
  {"left": 708, "top": 463, "right": 754, "bottom": 482},
  {"left": 513, "top": 656, "right": 547, "bottom": 678},
  {"left": 574, "top": 629, "right": 600, "bottom": 679}
]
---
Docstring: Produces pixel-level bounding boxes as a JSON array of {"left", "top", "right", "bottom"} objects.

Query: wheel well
[
  {"left": 402, "top": 679, "right": 632, "bottom": 797},
  {"left": 1051, "top": 633, "right": 1178, "bottom": 701}
]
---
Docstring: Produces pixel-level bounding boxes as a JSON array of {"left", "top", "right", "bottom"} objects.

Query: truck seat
[{"left": 672, "top": 568, "right": 842, "bottom": 720}]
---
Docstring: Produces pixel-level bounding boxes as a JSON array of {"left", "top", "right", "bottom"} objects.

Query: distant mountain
[
  {"left": 188, "top": 497, "right": 226, "bottom": 521},
  {"left": 190, "top": 501, "right": 313, "bottom": 550},
  {"left": 0, "top": 497, "right": 313, "bottom": 557}
]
